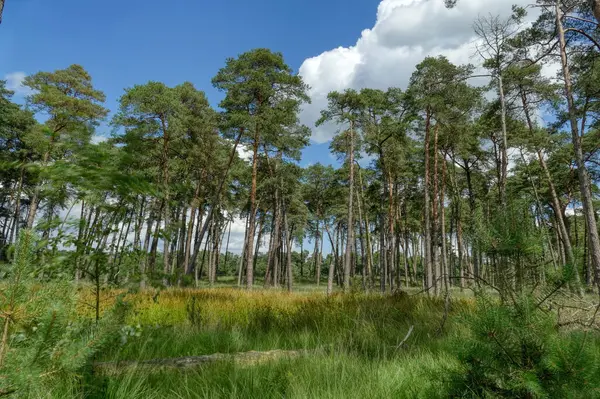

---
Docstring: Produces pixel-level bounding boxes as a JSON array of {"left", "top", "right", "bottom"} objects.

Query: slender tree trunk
[
  {"left": 149, "top": 201, "right": 164, "bottom": 278},
  {"left": 209, "top": 220, "right": 219, "bottom": 285},
  {"left": 403, "top": 202, "right": 411, "bottom": 286},
  {"left": 251, "top": 214, "right": 264, "bottom": 286},
  {"left": 159, "top": 118, "right": 171, "bottom": 285},
  {"left": 325, "top": 224, "right": 336, "bottom": 296},
  {"left": 440, "top": 152, "right": 449, "bottom": 293},
  {"left": 237, "top": 214, "right": 250, "bottom": 287},
  {"left": 190, "top": 210, "right": 205, "bottom": 271},
  {"left": 133, "top": 196, "right": 145, "bottom": 251},
  {"left": 8, "top": 164, "right": 25, "bottom": 245},
  {"left": 220, "top": 218, "right": 232, "bottom": 275},
  {"left": 498, "top": 73, "right": 508, "bottom": 208},
  {"left": 283, "top": 208, "right": 294, "bottom": 292},
  {"left": 386, "top": 171, "right": 395, "bottom": 293},
  {"left": 140, "top": 206, "right": 154, "bottom": 289},
  {"left": 344, "top": 123, "right": 355, "bottom": 292},
  {"left": 176, "top": 206, "right": 188, "bottom": 271},
  {"left": 264, "top": 215, "right": 276, "bottom": 288},
  {"left": 556, "top": 3, "right": 600, "bottom": 290},
  {"left": 195, "top": 128, "right": 244, "bottom": 261},
  {"left": 457, "top": 205, "right": 465, "bottom": 290},
  {"left": 432, "top": 124, "right": 440, "bottom": 296},
  {"left": 245, "top": 133, "right": 260, "bottom": 289},
  {"left": 272, "top": 196, "right": 282, "bottom": 288},
  {"left": 314, "top": 221, "right": 321, "bottom": 285},
  {"left": 197, "top": 225, "right": 211, "bottom": 286},
  {"left": 356, "top": 187, "right": 367, "bottom": 291},
  {"left": 183, "top": 189, "right": 200, "bottom": 275},
  {"left": 424, "top": 109, "right": 433, "bottom": 293},
  {"left": 300, "top": 238, "right": 304, "bottom": 278},
  {"left": 337, "top": 225, "right": 343, "bottom": 287},
  {"left": 26, "top": 138, "right": 55, "bottom": 228},
  {"left": 357, "top": 167, "right": 374, "bottom": 287}
]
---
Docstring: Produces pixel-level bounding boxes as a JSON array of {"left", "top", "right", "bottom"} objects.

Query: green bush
[
  {"left": 445, "top": 294, "right": 600, "bottom": 398},
  {"left": 0, "top": 230, "right": 129, "bottom": 397}
]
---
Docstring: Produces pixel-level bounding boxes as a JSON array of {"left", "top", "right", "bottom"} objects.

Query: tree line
[{"left": 1, "top": 2, "right": 600, "bottom": 298}]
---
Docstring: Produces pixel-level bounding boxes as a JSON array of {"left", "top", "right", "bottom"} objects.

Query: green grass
[
  {"left": 11, "top": 284, "right": 600, "bottom": 398},
  {"left": 78, "top": 289, "right": 463, "bottom": 398},
  {"left": 99, "top": 290, "right": 457, "bottom": 362},
  {"left": 92, "top": 351, "right": 461, "bottom": 399}
]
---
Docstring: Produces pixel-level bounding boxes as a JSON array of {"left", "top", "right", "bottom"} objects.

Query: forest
[{"left": 2, "top": 1, "right": 600, "bottom": 398}]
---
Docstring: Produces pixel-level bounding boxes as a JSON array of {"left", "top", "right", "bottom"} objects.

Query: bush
[
  {"left": 0, "top": 230, "right": 129, "bottom": 397},
  {"left": 445, "top": 294, "right": 600, "bottom": 398}
]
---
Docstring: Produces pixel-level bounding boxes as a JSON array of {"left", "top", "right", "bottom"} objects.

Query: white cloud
[
  {"left": 91, "top": 135, "right": 109, "bottom": 144},
  {"left": 299, "top": 0, "right": 534, "bottom": 144},
  {"left": 4, "top": 71, "right": 33, "bottom": 96},
  {"left": 236, "top": 144, "right": 253, "bottom": 162}
]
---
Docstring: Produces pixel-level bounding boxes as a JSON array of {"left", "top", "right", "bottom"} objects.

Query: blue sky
[
  {"left": 0, "top": 0, "right": 381, "bottom": 167},
  {"left": 2, "top": 0, "right": 532, "bottom": 252}
]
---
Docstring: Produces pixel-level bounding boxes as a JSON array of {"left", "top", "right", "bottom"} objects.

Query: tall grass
[
  {"left": 90, "top": 351, "right": 462, "bottom": 399},
  {"left": 92, "top": 289, "right": 461, "bottom": 361},
  {"left": 24, "top": 287, "right": 600, "bottom": 398}
]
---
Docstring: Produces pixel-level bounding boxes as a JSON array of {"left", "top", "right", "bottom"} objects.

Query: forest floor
[{"left": 79, "top": 284, "right": 470, "bottom": 398}]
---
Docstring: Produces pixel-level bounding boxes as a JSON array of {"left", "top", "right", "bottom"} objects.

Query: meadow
[
  {"left": 54, "top": 284, "right": 597, "bottom": 399},
  {"left": 80, "top": 286, "right": 461, "bottom": 398}
]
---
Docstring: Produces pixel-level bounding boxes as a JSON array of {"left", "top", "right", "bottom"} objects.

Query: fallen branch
[
  {"left": 94, "top": 349, "right": 306, "bottom": 375},
  {"left": 394, "top": 325, "right": 414, "bottom": 350}
]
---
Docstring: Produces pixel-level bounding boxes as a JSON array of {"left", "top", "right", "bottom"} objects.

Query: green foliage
[
  {"left": 445, "top": 295, "right": 600, "bottom": 398},
  {"left": 24, "top": 64, "right": 108, "bottom": 134},
  {"left": 0, "top": 231, "right": 130, "bottom": 397}
]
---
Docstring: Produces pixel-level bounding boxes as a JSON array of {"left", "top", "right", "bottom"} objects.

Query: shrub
[
  {"left": 0, "top": 230, "right": 129, "bottom": 397},
  {"left": 445, "top": 294, "right": 600, "bottom": 398}
]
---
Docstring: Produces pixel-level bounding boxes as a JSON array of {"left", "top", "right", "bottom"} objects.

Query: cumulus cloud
[
  {"left": 4, "top": 71, "right": 33, "bottom": 96},
  {"left": 299, "top": 0, "right": 534, "bottom": 143}
]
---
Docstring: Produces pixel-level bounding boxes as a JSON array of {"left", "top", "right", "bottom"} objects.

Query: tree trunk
[
  {"left": 423, "top": 109, "right": 433, "bottom": 292},
  {"left": 432, "top": 124, "right": 440, "bottom": 296},
  {"left": 140, "top": 205, "right": 154, "bottom": 289},
  {"left": 183, "top": 186, "right": 199, "bottom": 275},
  {"left": 283, "top": 209, "right": 294, "bottom": 292},
  {"left": 149, "top": 201, "right": 164, "bottom": 278},
  {"left": 593, "top": 0, "right": 600, "bottom": 25},
  {"left": 237, "top": 214, "right": 250, "bottom": 287},
  {"left": 195, "top": 128, "right": 244, "bottom": 263},
  {"left": 245, "top": 134, "right": 259, "bottom": 289},
  {"left": 8, "top": 164, "right": 25, "bottom": 244},
  {"left": 520, "top": 83, "right": 583, "bottom": 293},
  {"left": 325, "top": 224, "right": 336, "bottom": 296},
  {"left": 133, "top": 196, "right": 145, "bottom": 250},
  {"left": 440, "top": 151, "right": 449, "bottom": 293},
  {"left": 251, "top": 215, "right": 264, "bottom": 286},
  {"left": 314, "top": 221, "right": 321, "bottom": 285},
  {"left": 498, "top": 74, "right": 508, "bottom": 208},
  {"left": 222, "top": 219, "right": 232, "bottom": 277},
  {"left": 356, "top": 187, "right": 367, "bottom": 290},
  {"left": 344, "top": 123, "right": 355, "bottom": 291},
  {"left": 26, "top": 134, "right": 56, "bottom": 228},
  {"left": 556, "top": 2, "right": 600, "bottom": 292}
]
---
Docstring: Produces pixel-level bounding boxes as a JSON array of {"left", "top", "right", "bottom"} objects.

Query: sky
[
  {"left": 0, "top": 0, "right": 381, "bottom": 165},
  {"left": 0, "top": 0, "right": 538, "bottom": 253}
]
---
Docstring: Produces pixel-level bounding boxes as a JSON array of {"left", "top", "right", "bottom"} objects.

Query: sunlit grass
[{"left": 85, "top": 288, "right": 468, "bottom": 362}]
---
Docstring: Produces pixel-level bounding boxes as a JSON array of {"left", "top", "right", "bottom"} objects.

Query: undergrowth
[{"left": 3, "top": 270, "right": 600, "bottom": 397}]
